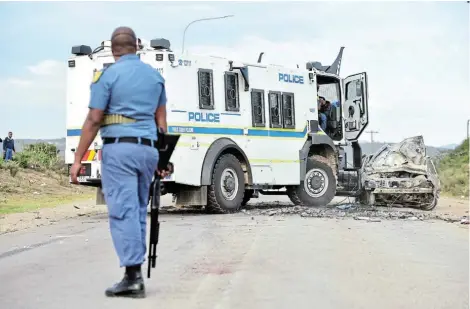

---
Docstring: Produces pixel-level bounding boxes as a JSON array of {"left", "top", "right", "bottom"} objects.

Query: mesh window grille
[
  {"left": 251, "top": 90, "right": 265, "bottom": 127},
  {"left": 282, "top": 93, "right": 295, "bottom": 129},
  {"left": 269, "top": 92, "right": 282, "bottom": 128},
  {"left": 224, "top": 72, "right": 239, "bottom": 112},
  {"left": 198, "top": 70, "right": 214, "bottom": 109}
]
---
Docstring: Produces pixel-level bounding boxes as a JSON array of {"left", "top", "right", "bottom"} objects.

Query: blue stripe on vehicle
[
  {"left": 67, "top": 126, "right": 308, "bottom": 138},
  {"left": 169, "top": 126, "right": 244, "bottom": 135},
  {"left": 220, "top": 112, "right": 241, "bottom": 116},
  {"left": 67, "top": 129, "right": 82, "bottom": 137}
]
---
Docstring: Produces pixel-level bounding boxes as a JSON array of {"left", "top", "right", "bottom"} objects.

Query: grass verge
[
  {"left": 0, "top": 193, "right": 95, "bottom": 215},
  {"left": 436, "top": 138, "right": 469, "bottom": 198}
]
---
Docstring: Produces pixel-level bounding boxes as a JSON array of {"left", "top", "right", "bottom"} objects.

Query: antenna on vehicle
[{"left": 257, "top": 52, "right": 264, "bottom": 63}]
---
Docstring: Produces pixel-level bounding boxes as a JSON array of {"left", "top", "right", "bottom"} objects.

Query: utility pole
[
  {"left": 365, "top": 130, "right": 379, "bottom": 143},
  {"left": 181, "top": 15, "right": 234, "bottom": 54}
]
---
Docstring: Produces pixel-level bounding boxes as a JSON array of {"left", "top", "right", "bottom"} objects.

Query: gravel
[{"left": 239, "top": 202, "right": 467, "bottom": 224}]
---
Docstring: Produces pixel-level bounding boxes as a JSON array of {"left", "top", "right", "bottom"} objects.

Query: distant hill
[
  {"left": 341, "top": 140, "right": 447, "bottom": 167},
  {"left": 436, "top": 138, "right": 469, "bottom": 197},
  {"left": 358, "top": 141, "right": 445, "bottom": 157},
  {"left": 439, "top": 143, "right": 459, "bottom": 150}
]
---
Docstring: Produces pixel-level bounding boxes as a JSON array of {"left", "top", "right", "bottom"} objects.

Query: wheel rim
[
  {"left": 304, "top": 168, "right": 329, "bottom": 198},
  {"left": 220, "top": 168, "right": 239, "bottom": 200}
]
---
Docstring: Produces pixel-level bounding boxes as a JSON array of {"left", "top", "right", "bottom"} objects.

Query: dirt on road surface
[
  {"left": 1, "top": 194, "right": 468, "bottom": 234},
  {"left": 0, "top": 194, "right": 468, "bottom": 309}
]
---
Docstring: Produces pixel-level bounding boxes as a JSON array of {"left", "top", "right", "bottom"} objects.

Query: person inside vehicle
[{"left": 318, "top": 96, "right": 330, "bottom": 131}]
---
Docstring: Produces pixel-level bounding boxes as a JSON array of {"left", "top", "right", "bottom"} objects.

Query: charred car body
[{"left": 360, "top": 136, "right": 440, "bottom": 210}]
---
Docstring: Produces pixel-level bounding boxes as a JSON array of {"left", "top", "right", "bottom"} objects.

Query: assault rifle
[{"left": 147, "top": 130, "right": 179, "bottom": 279}]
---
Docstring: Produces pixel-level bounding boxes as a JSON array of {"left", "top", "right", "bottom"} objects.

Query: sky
[{"left": 0, "top": 1, "right": 468, "bottom": 147}]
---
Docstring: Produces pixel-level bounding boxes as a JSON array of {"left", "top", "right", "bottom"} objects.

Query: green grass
[
  {"left": 0, "top": 142, "right": 96, "bottom": 215},
  {"left": 0, "top": 193, "right": 95, "bottom": 215},
  {"left": 436, "top": 138, "right": 469, "bottom": 198}
]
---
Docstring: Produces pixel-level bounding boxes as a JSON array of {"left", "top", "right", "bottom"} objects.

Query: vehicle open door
[{"left": 343, "top": 72, "right": 369, "bottom": 141}]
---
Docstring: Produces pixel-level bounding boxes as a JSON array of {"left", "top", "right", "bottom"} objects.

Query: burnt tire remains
[{"left": 206, "top": 153, "right": 246, "bottom": 214}]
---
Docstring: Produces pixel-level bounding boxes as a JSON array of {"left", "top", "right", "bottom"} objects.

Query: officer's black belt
[{"left": 102, "top": 137, "right": 158, "bottom": 149}]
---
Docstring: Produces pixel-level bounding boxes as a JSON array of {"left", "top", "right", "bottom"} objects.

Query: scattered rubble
[{"left": 241, "top": 203, "right": 465, "bottom": 224}]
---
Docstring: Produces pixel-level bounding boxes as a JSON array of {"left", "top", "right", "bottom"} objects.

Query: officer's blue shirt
[{"left": 88, "top": 54, "right": 166, "bottom": 140}]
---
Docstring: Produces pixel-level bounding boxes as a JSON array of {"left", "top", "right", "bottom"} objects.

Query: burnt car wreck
[{"left": 359, "top": 136, "right": 441, "bottom": 210}]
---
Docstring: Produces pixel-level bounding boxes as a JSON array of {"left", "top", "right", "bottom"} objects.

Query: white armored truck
[{"left": 66, "top": 38, "right": 369, "bottom": 213}]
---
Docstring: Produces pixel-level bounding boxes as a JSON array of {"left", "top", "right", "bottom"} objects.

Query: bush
[
  {"left": 11, "top": 142, "right": 67, "bottom": 174},
  {"left": 0, "top": 160, "right": 20, "bottom": 177},
  {"left": 437, "top": 138, "right": 469, "bottom": 197}
]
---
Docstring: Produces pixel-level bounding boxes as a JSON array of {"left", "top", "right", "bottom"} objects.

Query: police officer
[{"left": 70, "top": 26, "right": 167, "bottom": 298}]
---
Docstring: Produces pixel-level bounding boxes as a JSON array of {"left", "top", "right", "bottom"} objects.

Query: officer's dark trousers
[{"left": 101, "top": 142, "right": 159, "bottom": 267}]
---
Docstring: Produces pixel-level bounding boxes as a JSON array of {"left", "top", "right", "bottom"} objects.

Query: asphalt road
[{"left": 0, "top": 196, "right": 468, "bottom": 309}]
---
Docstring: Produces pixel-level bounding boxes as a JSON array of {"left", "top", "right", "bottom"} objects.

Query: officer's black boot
[{"left": 105, "top": 265, "right": 145, "bottom": 298}]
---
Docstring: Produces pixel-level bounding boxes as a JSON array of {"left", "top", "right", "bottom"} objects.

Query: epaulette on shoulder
[{"left": 91, "top": 64, "right": 113, "bottom": 84}]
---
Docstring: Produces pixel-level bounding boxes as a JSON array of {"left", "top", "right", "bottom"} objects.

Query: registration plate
[{"left": 78, "top": 176, "right": 89, "bottom": 182}]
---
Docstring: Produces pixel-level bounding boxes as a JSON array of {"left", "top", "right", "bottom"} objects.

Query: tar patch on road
[{"left": 0, "top": 226, "right": 96, "bottom": 260}]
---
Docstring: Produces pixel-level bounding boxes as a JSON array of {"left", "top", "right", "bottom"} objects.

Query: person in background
[
  {"left": 318, "top": 97, "right": 328, "bottom": 131},
  {"left": 3, "top": 132, "right": 15, "bottom": 161},
  {"left": 320, "top": 100, "right": 332, "bottom": 131}
]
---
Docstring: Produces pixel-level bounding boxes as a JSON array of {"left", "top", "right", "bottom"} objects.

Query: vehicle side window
[
  {"left": 198, "top": 69, "right": 214, "bottom": 110},
  {"left": 224, "top": 72, "right": 239, "bottom": 112},
  {"left": 282, "top": 92, "right": 295, "bottom": 129},
  {"left": 268, "top": 91, "right": 282, "bottom": 128},
  {"left": 345, "top": 79, "right": 362, "bottom": 100},
  {"left": 251, "top": 89, "right": 266, "bottom": 127}
]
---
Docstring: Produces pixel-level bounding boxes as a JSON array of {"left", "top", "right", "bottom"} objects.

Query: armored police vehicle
[{"left": 66, "top": 38, "right": 369, "bottom": 213}]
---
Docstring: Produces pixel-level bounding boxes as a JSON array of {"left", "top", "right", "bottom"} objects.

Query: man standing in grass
[{"left": 3, "top": 132, "right": 15, "bottom": 161}]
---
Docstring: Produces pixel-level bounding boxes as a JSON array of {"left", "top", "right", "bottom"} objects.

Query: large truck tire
[
  {"left": 287, "top": 156, "right": 336, "bottom": 207},
  {"left": 205, "top": 153, "right": 246, "bottom": 214}
]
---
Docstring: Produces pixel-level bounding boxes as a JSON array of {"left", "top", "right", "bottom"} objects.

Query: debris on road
[
  {"left": 360, "top": 136, "right": 441, "bottom": 211},
  {"left": 241, "top": 202, "right": 463, "bottom": 224},
  {"left": 354, "top": 216, "right": 371, "bottom": 221},
  {"left": 336, "top": 204, "right": 354, "bottom": 210}
]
